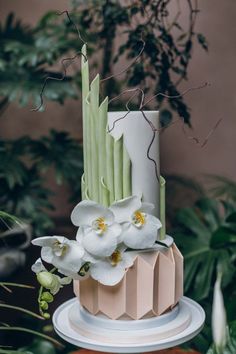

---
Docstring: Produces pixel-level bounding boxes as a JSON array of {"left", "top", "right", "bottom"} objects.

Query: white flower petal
[
  {"left": 76, "top": 227, "right": 84, "bottom": 243},
  {"left": 56, "top": 265, "right": 80, "bottom": 278},
  {"left": 51, "top": 241, "right": 84, "bottom": 273},
  {"left": 109, "top": 222, "right": 123, "bottom": 242},
  {"left": 41, "top": 247, "right": 54, "bottom": 263},
  {"left": 122, "top": 221, "right": 158, "bottom": 249},
  {"left": 71, "top": 200, "right": 114, "bottom": 226},
  {"left": 121, "top": 252, "right": 134, "bottom": 269},
  {"left": 90, "top": 261, "right": 125, "bottom": 286},
  {"left": 140, "top": 202, "right": 155, "bottom": 214},
  {"left": 76, "top": 226, "right": 91, "bottom": 243},
  {"left": 59, "top": 276, "right": 72, "bottom": 285},
  {"left": 109, "top": 223, "right": 122, "bottom": 237},
  {"left": 82, "top": 228, "right": 117, "bottom": 257},
  {"left": 147, "top": 214, "right": 162, "bottom": 229},
  {"left": 83, "top": 250, "right": 100, "bottom": 263},
  {"left": 110, "top": 196, "right": 141, "bottom": 223},
  {"left": 33, "top": 235, "right": 66, "bottom": 247},
  {"left": 31, "top": 258, "right": 46, "bottom": 273}
]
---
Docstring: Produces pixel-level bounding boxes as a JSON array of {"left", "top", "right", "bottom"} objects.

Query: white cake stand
[{"left": 53, "top": 297, "right": 205, "bottom": 353}]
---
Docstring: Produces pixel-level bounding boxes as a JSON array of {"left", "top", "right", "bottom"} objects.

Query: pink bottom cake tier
[{"left": 74, "top": 243, "right": 183, "bottom": 320}]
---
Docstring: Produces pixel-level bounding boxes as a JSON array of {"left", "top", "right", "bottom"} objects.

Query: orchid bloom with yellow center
[
  {"left": 90, "top": 246, "right": 133, "bottom": 286},
  {"left": 110, "top": 196, "right": 162, "bottom": 249},
  {"left": 132, "top": 210, "right": 146, "bottom": 228},
  {"left": 71, "top": 200, "right": 122, "bottom": 257},
  {"left": 52, "top": 240, "right": 68, "bottom": 256},
  {"left": 92, "top": 217, "right": 108, "bottom": 235},
  {"left": 110, "top": 250, "right": 122, "bottom": 266},
  {"left": 32, "top": 236, "right": 84, "bottom": 278}
]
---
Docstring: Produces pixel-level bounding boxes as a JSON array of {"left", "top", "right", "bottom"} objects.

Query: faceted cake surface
[{"left": 74, "top": 243, "right": 183, "bottom": 320}]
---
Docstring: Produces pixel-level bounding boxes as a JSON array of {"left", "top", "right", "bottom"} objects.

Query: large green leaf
[
  {"left": 177, "top": 206, "right": 211, "bottom": 243},
  {"left": 175, "top": 198, "right": 236, "bottom": 301},
  {"left": 211, "top": 227, "right": 236, "bottom": 248}
]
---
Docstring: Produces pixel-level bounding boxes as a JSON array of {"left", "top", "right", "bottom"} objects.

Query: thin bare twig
[
  {"left": 57, "top": 10, "right": 87, "bottom": 45},
  {"left": 182, "top": 116, "right": 223, "bottom": 148},
  {"left": 108, "top": 88, "right": 145, "bottom": 132},
  {"left": 141, "top": 110, "right": 160, "bottom": 181},
  {"left": 107, "top": 81, "right": 220, "bottom": 183},
  {"left": 32, "top": 10, "right": 88, "bottom": 112},
  {"left": 31, "top": 51, "right": 87, "bottom": 112},
  {"left": 141, "top": 82, "right": 210, "bottom": 108}
]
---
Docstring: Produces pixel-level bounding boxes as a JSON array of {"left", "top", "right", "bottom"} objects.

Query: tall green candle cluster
[{"left": 81, "top": 45, "right": 132, "bottom": 206}]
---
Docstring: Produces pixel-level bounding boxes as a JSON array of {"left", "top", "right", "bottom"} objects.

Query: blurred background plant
[
  {"left": 0, "top": 211, "right": 68, "bottom": 354},
  {"left": 171, "top": 176, "right": 236, "bottom": 353}
]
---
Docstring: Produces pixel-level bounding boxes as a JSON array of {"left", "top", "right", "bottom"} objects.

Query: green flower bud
[
  {"left": 43, "top": 312, "right": 50, "bottom": 320},
  {"left": 41, "top": 291, "right": 54, "bottom": 303},
  {"left": 37, "top": 271, "right": 55, "bottom": 289},
  {"left": 79, "top": 262, "right": 90, "bottom": 277},
  {"left": 40, "top": 300, "right": 49, "bottom": 311}
]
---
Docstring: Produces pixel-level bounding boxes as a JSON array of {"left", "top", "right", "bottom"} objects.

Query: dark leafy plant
[
  {"left": 0, "top": 212, "right": 63, "bottom": 353},
  {"left": 165, "top": 174, "right": 205, "bottom": 225},
  {"left": 0, "top": 132, "right": 83, "bottom": 234},
  {"left": 175, "top": 198, "right": 236, "bottom": 301},
  {"left": 174, "top": 196, "right": 236, "bottom": 353},
  {"left": 19, "top": 338, "right": 57, "bottom": 354},
  {"left": 29, "top": 130, "right": 84, "bottom": 186},
  {"left": 0, "top": 13, "right": 78, "bottom": 112},
  {"left": 0, "top": 283, "right": 63, "bottom": 352}
]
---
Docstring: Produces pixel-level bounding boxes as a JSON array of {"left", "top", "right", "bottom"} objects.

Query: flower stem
[
  {"left": 0, "top": 327, "right": 64, "bottom": 348},
  {"left": 0, "top": 304, "right": 44, "bottom": 320},
  {"left": 0, "top": 282, "right": 34, "bottom": 290}
]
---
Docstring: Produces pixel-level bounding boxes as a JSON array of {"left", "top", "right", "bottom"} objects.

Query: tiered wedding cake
[
  {"left": 73, "top": 45, "right": 183, "bottom": 320},
  {"left": 32, "top": 44, "right": 183, "bottom": 324}
]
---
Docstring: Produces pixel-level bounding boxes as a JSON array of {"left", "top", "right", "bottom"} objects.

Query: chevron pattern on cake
[{"left": 73, "top": 243, "right": 183, "bottom": 320}]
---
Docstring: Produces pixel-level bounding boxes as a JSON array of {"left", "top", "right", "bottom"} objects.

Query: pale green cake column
[
  {"left": 89, "top": 74, "right": 100, "bottom": 201},
  {"left": 80, "top": 45, "right": 132, "bottom": 206},
  {"left": 114, "top": 136, "right": 123, "bottom": 201},
  {"left": 81, "top": 44, "right": 90, "bottom": 198},
  {"left": 159, "top": 176, "right": 166, "bottom": 240}
]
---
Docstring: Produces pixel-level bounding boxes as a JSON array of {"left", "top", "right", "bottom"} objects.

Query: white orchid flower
[
  {"left": 71, "top": 200, "right": 121, "bottom": 257},
  {"left": 110, "top": 196, "right": 162, "bottom": 249},
  {"left": 32, "top": 236, "right": 84, "bottom": 278},
  {"left": 212, "top": 272, "right": 227, "bottom": 353},
  {"left": 90, "top": 246, "right": 134, "bottom": 286},
  {"left": 31, "top": 257, "right": 46, "bottom": 273},
  {"left": 31, "top": 258, "right": 72, "bottom": 295}
]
